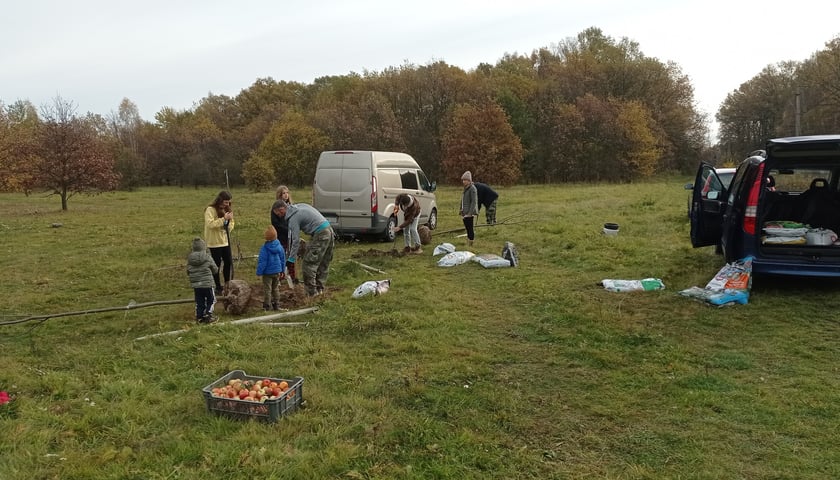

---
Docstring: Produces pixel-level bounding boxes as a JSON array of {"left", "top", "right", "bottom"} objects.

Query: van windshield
[{"left": 418, "top": 171, "right": 432, "bottom": 191}]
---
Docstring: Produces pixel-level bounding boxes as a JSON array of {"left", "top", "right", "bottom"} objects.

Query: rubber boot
[{"left": 262, "top": 303, "right": 270, "bottom": 311}]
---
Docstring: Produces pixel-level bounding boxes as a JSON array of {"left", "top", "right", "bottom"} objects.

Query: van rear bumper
[
  {"left": 729, "top": 234, "right": 840, "bottom": 277},
  {"left": 753, "top": 260, "right": 840, "bottom": 277},
  {"left": 328, "top": 213, "right": 390, "bottom": 237}
]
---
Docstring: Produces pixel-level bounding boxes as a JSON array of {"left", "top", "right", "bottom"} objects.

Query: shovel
[{"left": 284, "top": 265, "right": 294, "bottom": 289}]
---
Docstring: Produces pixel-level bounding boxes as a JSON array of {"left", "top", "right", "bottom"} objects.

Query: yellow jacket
[{"left": 204, "top": 206, "right": 235, "bottom": 248}]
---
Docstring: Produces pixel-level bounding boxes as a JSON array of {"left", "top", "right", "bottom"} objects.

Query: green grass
[{"left": 1, "top": 181, "right": 839, "bottom": 479}]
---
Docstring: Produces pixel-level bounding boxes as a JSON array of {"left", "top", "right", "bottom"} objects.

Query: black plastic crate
[{"left": 202, "top": 370, "right": 304, "bottom": 422}]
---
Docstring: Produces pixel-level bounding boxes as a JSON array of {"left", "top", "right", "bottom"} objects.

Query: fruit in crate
[{"left": 211, "top": 376, "right": 293, "bottom": 401}]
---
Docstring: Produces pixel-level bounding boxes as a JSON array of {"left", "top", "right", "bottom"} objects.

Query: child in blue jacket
[{"left": 257, "top": 226, "right": 286, "bottom": 311}]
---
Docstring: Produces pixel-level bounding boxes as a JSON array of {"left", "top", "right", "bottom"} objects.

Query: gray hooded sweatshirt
[{"left": 186, "top": 237, "right": 219, "bottom": 289}]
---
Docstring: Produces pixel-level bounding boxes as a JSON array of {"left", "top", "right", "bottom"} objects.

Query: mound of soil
[{"left": 218, "top": 278, "right": 331, "bottom": 314}]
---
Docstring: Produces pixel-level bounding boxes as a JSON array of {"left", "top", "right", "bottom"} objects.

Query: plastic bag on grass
[
  {"left": 601, "top": 278, "right": 665, "bottom": 292},
  {"left": 352, "top": 279, "right": 391, "bottom": 298},
  {"left": 679, "top": 256, "right": 753, "bottom": 306},
  {"left": 437, "top": 251, "right": 474, "bottom": 267},
  {"left": 433, "top": 243, "right": 456, "bottom": 256},
  {"left": 471, "top": 253, "right": 512, "bottom": 268},
  {"left": 501, "top": 241, "right": 519, "bottom": 267}
]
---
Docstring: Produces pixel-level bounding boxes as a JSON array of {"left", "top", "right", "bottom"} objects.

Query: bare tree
[{"left": 29, "top": 96, "right": 120, "bottom": 210}]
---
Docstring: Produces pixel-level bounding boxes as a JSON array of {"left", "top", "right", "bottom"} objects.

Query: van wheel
[
  {"left": 427, "top": 208, "right": 438, "bottom": 230},
  {"left": 384, "top": 215, "right": 398, "bottom": 242}
]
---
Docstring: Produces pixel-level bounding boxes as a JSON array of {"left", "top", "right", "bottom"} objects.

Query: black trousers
[
  {"left": 462, "top": 216, "right": 475, "bottom": 241},
  {"left": 209, "top": 245, "right": 233, "bottom": 289}
]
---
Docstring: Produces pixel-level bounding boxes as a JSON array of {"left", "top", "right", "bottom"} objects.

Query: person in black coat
[
  {"left": 473, "top": 181, "right": 499, "bottom": 225},
  {"left": 270, "top": 185, "right": 297, "bottom": 283}
]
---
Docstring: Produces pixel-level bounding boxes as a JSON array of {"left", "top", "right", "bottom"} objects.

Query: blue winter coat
[{"left": 256, "top": 239, "right": 286, "bottom": 276}]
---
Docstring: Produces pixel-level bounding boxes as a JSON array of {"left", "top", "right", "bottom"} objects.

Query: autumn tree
[
  {"left": 309, "top": 89, "right": 406, "bottom": 151},
  {"left": 716, "top": 63, "right": 797, "bottom": 162},
  {"left": 796, "top": 36, "right": 840, "bottom": 133},
  {"left": 536, "top": 94, "right": 660, "bottom": 182},
  {"left": 475, "top": 54, "right": 540, "bottom": 180},
  {"left": 28, "top": 97, "right": 120, "bottom": 210},
  {"left": 242, "top": 111, "right": 329, "bottom": 190},
  {"left": 531, "top": 27, "right": 704, "bottom": 176},
  {"left": 376, "top": 61, "right": 479, "bottom": 178},
  {"left": 441, "top": 102, "right": 523, "bottom": 185},
  {"left": 0, "top": 100, "right": 40, "bottom": 192},
  {"left": 107, "top": 98, "right": 147, "bottom": 190}
]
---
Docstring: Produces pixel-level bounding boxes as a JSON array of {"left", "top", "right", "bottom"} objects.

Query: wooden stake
[
  {"left": 134, "top": 306, "right": 318, "bottom": 341},
  {"left": 349, "top": 260, "right": 387, "bottom": 274}
]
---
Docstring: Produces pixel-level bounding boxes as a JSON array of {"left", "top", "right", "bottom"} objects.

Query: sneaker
[
  {"left": 200, "top": 314, "right": 218, "bottom": 324},
  {"left": 403, "top": 246, "right": 411, "bottom": 254},
  {"left": 411, "top": 246, "right": 423, "bottom": 255}
]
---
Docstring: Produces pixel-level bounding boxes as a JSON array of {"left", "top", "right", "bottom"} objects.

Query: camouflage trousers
[
  {"left": 484, "top": 199, "right": 497, "bottom": 225},
  {"left": 301, "top": 227, "right": 335, "bottom": 296}
]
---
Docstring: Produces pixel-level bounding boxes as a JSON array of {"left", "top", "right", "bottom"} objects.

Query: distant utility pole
[{"left": 795, "top": 87, "right": 802, "bottom": 136}]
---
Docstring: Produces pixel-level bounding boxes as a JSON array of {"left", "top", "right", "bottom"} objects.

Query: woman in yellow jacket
[{"left": 204, "top": 191, "right": 235, "bottom": 294}]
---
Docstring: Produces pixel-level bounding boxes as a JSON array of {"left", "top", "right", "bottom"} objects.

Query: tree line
[
  {"left": 716, "top": 36, "right": 840, "bottom": 164},
  {"left": 1, "top": 27, "right": 730, "bottom": 209}
]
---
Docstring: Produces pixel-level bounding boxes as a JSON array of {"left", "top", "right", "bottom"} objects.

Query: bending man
[{"left": 272, "top": 200, "right": 335, "bottom": 297}]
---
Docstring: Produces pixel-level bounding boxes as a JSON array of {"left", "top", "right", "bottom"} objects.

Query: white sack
[
  {"left": 436, "top": 251, "right": 474, "bottom": 267},
  {"left": 352, "top": 279, "right": 391, "bottom": 298}
]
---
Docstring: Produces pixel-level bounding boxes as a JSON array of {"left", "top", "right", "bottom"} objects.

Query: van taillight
[
  {"left": 371, "top": 176, "right": 377, "bottom": 213},
  {"left": 743, "top": 164, "right": 764, "bottom": 235}
]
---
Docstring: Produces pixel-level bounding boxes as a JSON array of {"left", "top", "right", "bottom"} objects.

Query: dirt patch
[{"left": 219, "top": 278, "right": 334, "bottom": 315}]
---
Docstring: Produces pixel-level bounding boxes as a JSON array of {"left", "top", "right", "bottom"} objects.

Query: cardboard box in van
[{"left": 313, "top": 151, "right": 437, "bottom": 240}]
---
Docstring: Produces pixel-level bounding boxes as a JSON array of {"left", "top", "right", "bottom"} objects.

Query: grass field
[{"left": 1, "top": 181, "right": 839, "bottom": 479}]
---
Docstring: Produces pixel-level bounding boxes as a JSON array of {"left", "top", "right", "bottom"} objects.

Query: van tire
[
  {"left": 427, "top": 208, "right": 437, "bottom": 230},
  {"left": 384, "top": 215, "right": 398, "bottom": 242}
]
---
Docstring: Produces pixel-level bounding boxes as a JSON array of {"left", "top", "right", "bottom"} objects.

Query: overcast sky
[{"left": 2, "top": 0, "right": 838, "bottom": 138}]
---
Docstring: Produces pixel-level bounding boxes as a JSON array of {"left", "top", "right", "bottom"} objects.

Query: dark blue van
[{"left": 690, "top": 135, "right": 840, "bottom": 277}]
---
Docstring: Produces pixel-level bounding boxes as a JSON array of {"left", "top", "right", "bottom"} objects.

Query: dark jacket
[
  {"left": 474, "top": 182, "right": 498, "bottom": 210},
  {"left": 256, "top": 239, "right": 286, "bottom": 276},
  {"left": 395, "top": 194, "right": 421, "bottom": 228},
  {"left": 270, "top": 208, "right": 290, "bottom": 249}
]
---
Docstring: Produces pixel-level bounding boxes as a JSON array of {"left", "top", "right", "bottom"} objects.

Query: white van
[{"left": 313, "top": 151, "right": 437, "bottom": 241}]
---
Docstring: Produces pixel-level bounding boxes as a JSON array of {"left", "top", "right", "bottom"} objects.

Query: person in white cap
[{"left": 459, "top": 171, "right": 478, "bottom": 247}]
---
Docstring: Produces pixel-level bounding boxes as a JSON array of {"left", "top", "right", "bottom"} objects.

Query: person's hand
[{"left": 278, "top": 272, "right": 286, "bottom": 281}]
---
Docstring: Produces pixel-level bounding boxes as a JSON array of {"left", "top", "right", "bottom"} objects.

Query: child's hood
[
  {"left": 265, "top": 239, "right": 284, "bottom": 255},
  {"left": 187, "top": 250, "right": 210, "bottom": 267},
  {"left": 191, "top": 237, "right": 206, "bottom": 251}
]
